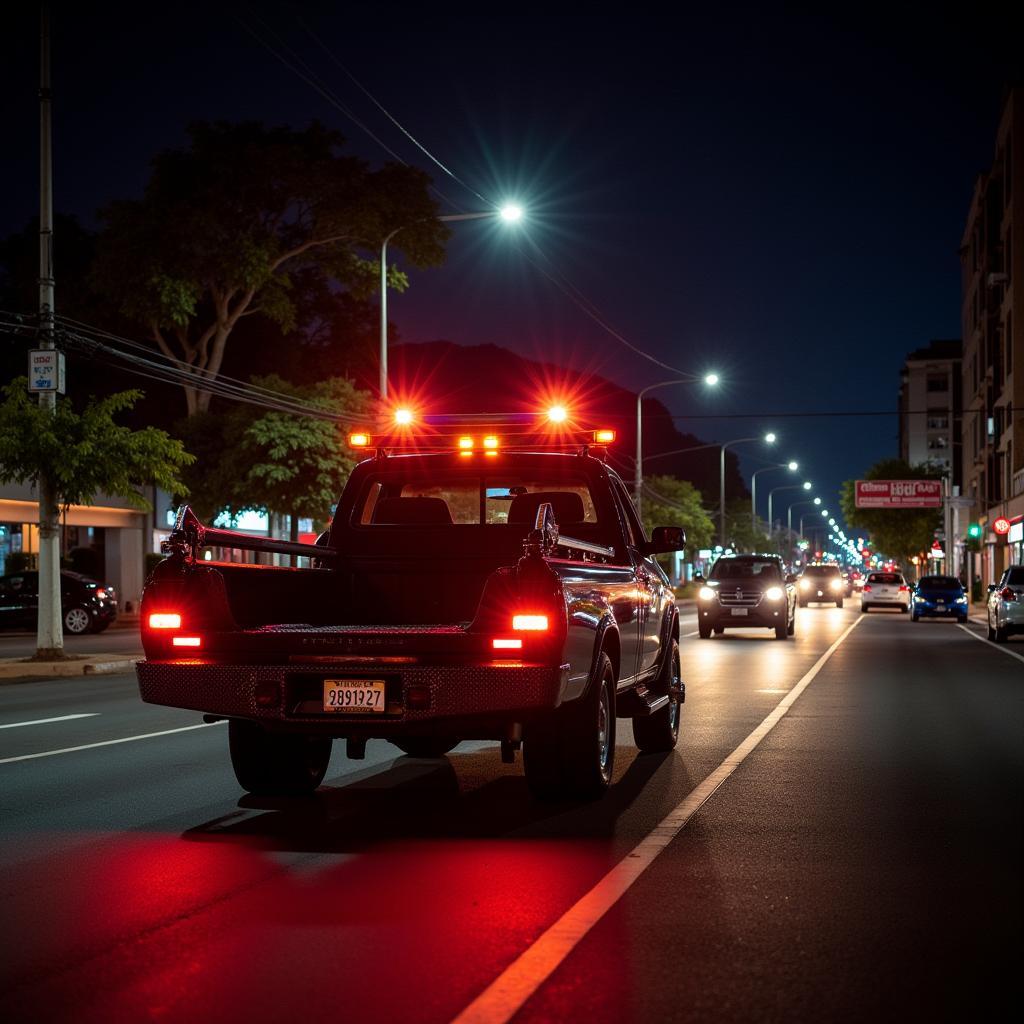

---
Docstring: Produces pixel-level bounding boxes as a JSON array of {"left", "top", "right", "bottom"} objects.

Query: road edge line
[
  {"left": 0, "top": 721, "right": 225, "bottom": 765},
  {"left": 957, "top": 623, "right": 1024, "bottom": 665},
  {"left": 450, "top": 614, "right": 864, "bottom": 1024}
]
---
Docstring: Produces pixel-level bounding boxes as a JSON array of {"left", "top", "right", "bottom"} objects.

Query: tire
[
  {"left": 957, "top": 616, "right": 968, "bottom": 625},
  {"left": 63, "top": 606, "right": 93, "bottom": 635},
  {"left": 995, "top": 624, "right": 1009, "bottom": 644},
  {"left": 900, "top": 604, "right": 909, "bottom": 614},
  {"left": 390, "top": 737, "right": 460, "bottom": 758},
  {"left": 775, "top": 622, "right": 787, "bottom": 640},
  {"left": 987, "top": 618, "right": 997, "bottom": 641},
  {"left": 861, "top": 604, "right": 870, "bottom": 613},
  {"left": 228, "top": 719, "right": 332, "bottom": 796},
  {"left": 713, "top": 625, "right": 724, "bottom": 635},
  {"left": 911, "top": 612, "right": 919, "bottom": 622},
  {"left": 633, "top": 640, "right": 681, "bottom": 754},
  {"left": 698, "top": 622, "right": 712, "bottom": 639},
  {"left": 836, "top": 599, "right": 844, "bottom": 609},
  {"left": 525, "top": 652, "right": 615, "bottom": 800}
]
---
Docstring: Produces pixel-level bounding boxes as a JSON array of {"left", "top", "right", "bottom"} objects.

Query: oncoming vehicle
[
  {"left": 797, "top": 564, "right": 844, "bottom": 608},
  {"left": 0, "top": 570, "right": 118, "bottom": 634},
  {"left": 860, "top": 571, "right": 910, "bottom": 613},
  {"left": 136, "top": 417, "right": 687, "bottom": 801},
  {"left": 911, "top": 575, "right": 968, "bottom": 623},
  {"left": 695, "top": 554, "right": 796, "bottom": 640},
  {"left": 987, "top": 565, "right": 1024, "bottom": 643}
]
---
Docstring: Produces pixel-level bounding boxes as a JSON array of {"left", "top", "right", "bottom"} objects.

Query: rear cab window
[{"left": 867, "top": 573, "right": 903, "bottom": 585}]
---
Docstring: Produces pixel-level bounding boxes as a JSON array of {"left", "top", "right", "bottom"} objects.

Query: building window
[
  {"left": 926, "top": 411, "right": 949, "bottom": 430},
  {"left": 927, "top": 373, "right": 948, "bottom": 392}
]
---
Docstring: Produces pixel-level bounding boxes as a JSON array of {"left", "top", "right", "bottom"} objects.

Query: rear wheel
[
  {"left": 391, "top": 737, "right": 460, "bottom": 758},
  {"left": 698, "top": 622, "right": 712, "bottom": 639},
  {"left": 633, "top": 640, "right": 681, "bottom": 754},
  {"left": 987, "top": 617, "right": 997, "bottom": 641},
  {"left": 911, "top": 611, "right": 920, "bottom": 622},
  {"left": 228, "top": 720, "right": 332, "bottom": 796},
  {"left": 995, "top": 623, "right": 1009, "bottom": 644},
  {"left": 861, "top": 604, "right": 870, "bottom": 613},
  {"left": 525, "top": 652, "right": 615, "bottom": 800}
]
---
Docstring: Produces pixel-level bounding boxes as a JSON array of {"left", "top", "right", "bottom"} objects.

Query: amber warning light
[
  {"left": 349, "top": 432, "right": 371, "bottom": 448},
  {"left": 593, "top": 429, "right": 616, "bottom": 444}
]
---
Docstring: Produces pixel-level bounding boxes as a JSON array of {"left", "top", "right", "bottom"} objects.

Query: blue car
[{"left": 910, "top": 575, "right": 968, "bottom": 623}]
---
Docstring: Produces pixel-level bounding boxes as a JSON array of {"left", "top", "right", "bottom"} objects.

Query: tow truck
[{"left": 137, "top": 413, "right": 687, "bottom": 800}]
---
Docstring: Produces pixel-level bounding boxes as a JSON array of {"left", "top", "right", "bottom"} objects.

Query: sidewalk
[{"left": 0, "top": 652, "right": 143, "bottom": 681}]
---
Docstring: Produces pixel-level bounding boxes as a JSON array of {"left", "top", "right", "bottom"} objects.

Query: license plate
[
  {"left": 731, "top": 607, "right": 748, "bottom": 617},
  {"left": 936, "top": 599, "right": 944, "bottom": 605},
  {"left": 323, "top": 679, "right": 385, "bottom": 713}
]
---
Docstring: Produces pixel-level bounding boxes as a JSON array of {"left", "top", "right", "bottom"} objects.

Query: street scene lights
[
  {"left": 634, "top": 374, "right": 719, "bottom": 513},
  {"left": 750, "top": 459, "right": 799, "bottom": 528},
  {"left": 718, "top": 433, "right": 776, "bottom": 546},
  {"left": 766, "top": 480, "right": 811, "bottom": 539},
  {"left": 380, "top": 205, "right": 523, "bottom": 398}
]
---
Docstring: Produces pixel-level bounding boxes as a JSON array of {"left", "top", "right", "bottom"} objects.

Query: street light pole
[
  {"left": 379, "top": 208, "right": 521, "bottom": 398},
  {"left": 750, "top": 461, "right": 798, "bottom": 530},
  {"left": 719, "top": 434, "right": 776, "bottom": 548},
  {"left": 786, "top": 498, "right": 818, "bottom": 562},
  {"left": 634, "top": 377, "right": 713, "bottom": 514},
  {"left": 767, "top": 481, "right": 811, "bottom": 547}
]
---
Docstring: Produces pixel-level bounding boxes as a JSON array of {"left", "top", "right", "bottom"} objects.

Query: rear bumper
[
  {"left": 136, "top": 660, "right": 569, "bottom": 736},
  {"left": 913, "top": 599, "right": 967, "bottom": 618}
]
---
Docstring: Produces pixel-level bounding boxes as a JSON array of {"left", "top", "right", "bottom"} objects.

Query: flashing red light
[
  {"left": 547, "top": 405, "right": 568, "bottom": 423},
  {"left": 512, "top": 614, "right": 549, "bottom": 631},
  {"left": 349, "top": 432, "right": 371, "bottom": 448},
  {"left": 492, "top": 638, "right": 522, "bottom": 650},
  {"left": 483, "top": 435, "right": 499, "bottom": 449},
  {"left": 458, "top": 436, "right": 474, "bottom": 450},
  {"left": 149, "top": 613, "right": 181, "bottom": 630},
  {"left": 394, "top": 408, "right": 414, "bottom": 426},
  {"left": 172, "top": 636, "right": 202, "bottom": 648}
]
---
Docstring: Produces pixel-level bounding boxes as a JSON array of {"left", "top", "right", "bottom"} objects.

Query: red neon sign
[{"left": 993, "top": 517, "right": 1011, "bottom": 536}]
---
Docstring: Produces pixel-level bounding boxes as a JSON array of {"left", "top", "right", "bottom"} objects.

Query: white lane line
[
  {"left": 682, "top": 629, "right": 699, "bottom": 637},
  {"left": 0, "top": 713, "right": 99, "bottom": 730},
  {"left": 0, "top": 721, "right": 225, "bottom": 765},
  {"left": 451, "top": 615, "right": 863, "bottom": 1024},
  {"left": 957, "top": 623, "right": 1024, "bottom": 665}
]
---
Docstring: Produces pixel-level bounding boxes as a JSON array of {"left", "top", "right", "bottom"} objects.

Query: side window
[{"left": 611, "top": 479, "right": 647, "bottom": 549}]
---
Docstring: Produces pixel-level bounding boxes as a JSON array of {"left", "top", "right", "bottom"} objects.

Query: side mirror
[
  {"left": 693, "top": 572, "right": 705, "bottom": 582},
  {"left": 786, "top": 574, "right": 797, "bottom": 585},
  {"left": 987, "top": 584, "right": 997, "bottom": 593},
  {"left": 645, "top": 526, "right": 685, "bottom": 554}
]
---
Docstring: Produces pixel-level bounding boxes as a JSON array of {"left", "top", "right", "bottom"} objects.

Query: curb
[{"left": 0, "top": 656, "right": 142, "bottom": 681}]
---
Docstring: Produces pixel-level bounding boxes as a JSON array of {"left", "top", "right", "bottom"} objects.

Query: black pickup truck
[{"left": 137, "top": 443, "right": 686, "bottom": 800}]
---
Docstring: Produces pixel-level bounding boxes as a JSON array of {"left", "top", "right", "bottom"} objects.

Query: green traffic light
[{"left": 967, "top": 523, "right": 982, "bottom": 539}]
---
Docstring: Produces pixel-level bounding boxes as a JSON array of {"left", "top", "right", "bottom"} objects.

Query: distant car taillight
[
  {"left": 898, "top": 585, "right": 909, "bottom": 592},
  {"left": 149, "top": 613, "right": 182, "bottom": 629},
  {"left": 862, "top": 585, "right": 872, "bottom": 592}
]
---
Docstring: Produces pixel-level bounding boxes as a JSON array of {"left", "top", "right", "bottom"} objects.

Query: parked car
[
  {"left": 0, "top": 570, "right": 118, "bottom": 634},
  {"left": 695, "top": 554, "right": 796, "bottom": 639},
  {"left": 987, "top": 565, "right": 1024, "bottom": 643},
  {"left": 797, "top": 563, "right": 844, "bottom": 608},
  {"left": 911, "top": 575, "right": 968, "bottom": 623},
  {"left": 860, "top": 571, "right": 910, "bottom": 613}
]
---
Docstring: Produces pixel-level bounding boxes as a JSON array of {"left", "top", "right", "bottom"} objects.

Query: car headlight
[
  {"left": 956, "top": 595, "right": 967, "bottom": 603},
  {"left": 698, "top": 586, "right": 716, "bottom": 601},
  {"left": 799, "top": 580, "right": 810, "bottom": 590},
  {"left": 764, "top": 586, "right": 784, "bottom": 601},
  {"left": 829, "top": 579, "right": 842, "bottom": 590},
  {"left": 913, "top": 594, "right": 923, "bottom": 602}
]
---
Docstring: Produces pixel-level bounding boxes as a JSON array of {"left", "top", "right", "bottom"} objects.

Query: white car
[
  {"left": 860, "top": 571, "right": 910, "bottom": 613},
  {"left": 987, "top": 565, "right": 1024, "bottom": 643}
]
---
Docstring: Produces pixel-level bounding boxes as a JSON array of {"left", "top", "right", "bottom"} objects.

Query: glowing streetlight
[
  {"left": 751, "top": 458, "right": 799, "bottom": 530},
  {"left": 718, "top": 432, "right": 776, "bottom": 545},
  {"left": 704, "top": 372, "right": 720, "bottom": 387},
  {"left": 380, "top": 205, "right": 524, "bottom": 397}
]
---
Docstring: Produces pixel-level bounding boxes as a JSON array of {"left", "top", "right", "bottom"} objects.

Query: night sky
[{"left": 2, "top": 5, "right": 1021, "bottom": 536}]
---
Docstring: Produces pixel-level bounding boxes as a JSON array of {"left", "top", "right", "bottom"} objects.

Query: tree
[
  {"left": 840, "top": 458, "right": 942, "bottom": 564},
  {"left": 0, "top": 378, "right": 193, "bottom": 513},
  {"left": 640, "top": 475, "right": 714, "bottom": 559},
  {"left": 178, "top": 376, "right": 372, "bottom": 533},
  {"left": 91, "top": 121, "right": 448, "bottom": 415}
]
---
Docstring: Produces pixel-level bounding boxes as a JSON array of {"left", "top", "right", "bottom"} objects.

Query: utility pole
[{"left": 35, "top": 3, "right": 63, "bottom": 658}]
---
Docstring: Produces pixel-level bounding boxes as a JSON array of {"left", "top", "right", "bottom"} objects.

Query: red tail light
[
  {"left": 1000, "top": 587, "right": 1016, "bottom": 600},
  {"left": 512, "top": 614, "right": 549, "bottom": 631},
  {"left": 898, "top": 585, "right": 909, "bottom": 592},
  {"left": 149, "top": 613, "right": 182, "bottom": 629},
  {"left": 172, "top": 636, "right": 202, "bottom": 648},
  {"left": 862, "top": 585, "right": 872, "bottom": 592},
  {"left": 492, "top": 638, "right": 522, "bottom": 650}
]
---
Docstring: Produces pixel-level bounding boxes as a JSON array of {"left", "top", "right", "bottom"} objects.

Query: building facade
[
  {"left": 898, "top": 340, "right": 962, "bottom": 480},
  {"left": 960, "top": 86, "right": 1024, "bottom": 582}
]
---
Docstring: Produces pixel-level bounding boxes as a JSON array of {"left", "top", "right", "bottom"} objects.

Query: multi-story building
[
  {"left": 960, "top": 86, "right": 1024, "bottom": 581},
  {"left": 898, "top": 339, "right": 962, "bottom": 481}
]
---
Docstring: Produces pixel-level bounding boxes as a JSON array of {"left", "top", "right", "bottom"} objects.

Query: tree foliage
[
  {"left": 839, "top": 458, "right": 942, "bottom": 563},
  {"left": 178, "top": 376, "right": 372, "bottom": 528},
  {"left": 91, "top": 121, "right": 448, "bottom": 415},
  {"left": 0, "top": 379, "right": 193, "bottom": 509},
  {"left": 640, "top": 475, "right": 714, "bottom": 557}
]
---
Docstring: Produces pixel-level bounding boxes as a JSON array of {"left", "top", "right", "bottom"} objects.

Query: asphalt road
[
  {"left": 0, "top": 618, "right": 143, "bottom": 659},
  {"left": 1, "top": 606, "right": 1021, "bottom": 1023}
]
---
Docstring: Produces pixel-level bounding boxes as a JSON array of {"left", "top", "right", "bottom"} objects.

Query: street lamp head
[
  {"left": 813, "top": 497, "right": 821, "bottom": 505},
  {"left": 821, "top": 509, "right": 829, "bottom": 517},
  {"left": 829, "top": 518, "right": 836, "bottom": 525},
  {"left": 802, "top": 481, "right": 812, "bottom": 490},
  {"left": 704, "top": 372, "right": 720, "bottom": 387},
  {"left": 787, "top": 461, "right": 798, "bottom": 471},
  {"left": 764, "top": 433, "right": 777, "bottom": 444},
  {"left": 499, "top": 203, "right": 523, "bottom": 223}
]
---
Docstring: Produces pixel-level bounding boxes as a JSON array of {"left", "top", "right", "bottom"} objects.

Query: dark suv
[
  {"left": 695, "top": 554, "right": 796, "bottom": 640},
  {"left": 0, "top": 571, "right": 118, "bottom": 634},
  {"left": 797, "top": 564, "right": 844, "bottom": 608}
]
